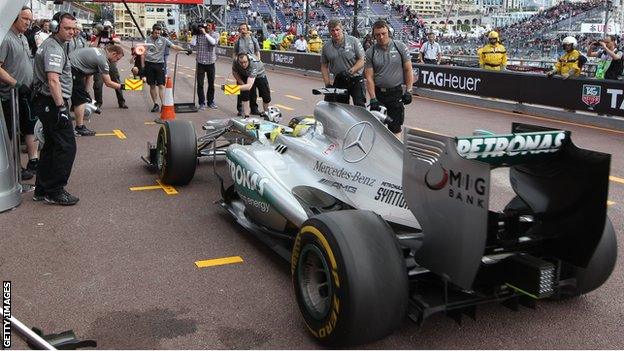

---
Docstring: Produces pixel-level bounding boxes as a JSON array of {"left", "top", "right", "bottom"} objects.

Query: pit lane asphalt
[{"left": 2, "top": 49, "right": 623, "bottom": 349}]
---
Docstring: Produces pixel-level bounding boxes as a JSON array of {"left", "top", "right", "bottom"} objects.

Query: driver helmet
[
  {"left": 266, "top": 106, "right": 282, "bottom": 123},
  {"left": 289, "top": 117, "right": 317, "bottom": 136}
]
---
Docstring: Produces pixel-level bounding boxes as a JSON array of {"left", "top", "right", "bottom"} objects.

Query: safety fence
[{"left": 215, "top": 46, "right": 624, "bottom": 117}]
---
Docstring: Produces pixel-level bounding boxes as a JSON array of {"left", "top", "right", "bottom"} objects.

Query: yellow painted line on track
[
  {"left": 195, "top": 256, "right": 244, "bottom": 268},
  {"left": 285, "top": 94, "right": 303, "bottom": 100},
  {"left": 95, "top": 132, "right": 115, "bottom": 137},
  {"left": 608, "top": 200, "right": 616, "bottom": 206},
  {"left": 414, "top": 95, "right": 624, "bottom": 135},
  {"left": 610, "top": 176, "right": 624, "bottom": 184},
  {"left": 113, "top": 129, "right": 127, "bottom": 139},
  {"left": 274, "top": 104, "right": 294, "bottom": 111}
]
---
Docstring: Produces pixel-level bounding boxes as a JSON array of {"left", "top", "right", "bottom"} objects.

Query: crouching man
[
  {"left": 231, "top": 53, "right": 271, "bottom": 117},
  {"left": 69, "top": 45, "right": 124, "bottom": 136}
]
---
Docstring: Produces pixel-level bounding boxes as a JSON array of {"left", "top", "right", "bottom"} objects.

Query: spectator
[
  {"left": 32, "top": 12, "right": 79, "bottom": 205},
  {"left": 191, "top": 20, "right": 219, "bottom": 110},
  {"left": 419, "top": 32, "right": 441, "bottom": 64},
  {"left": 587, "top": 35, "right": 622, "bottom": 80},
  {"left": 34, "top": 19, "right": 50, "bottom": 48},
  {"left": 143, "top": 23, "right": 191, "bottom": 113},
  {"left": 0, "top": 6, "right": 37, "bottom": 180},
  {"left": 294, "top": 34, "right": 307, "bottom": 52},
  {"left": 68, "top": 22, "right": 88, "bottom": 54}
]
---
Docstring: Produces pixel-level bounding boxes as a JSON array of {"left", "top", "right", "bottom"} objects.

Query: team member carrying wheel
[{"left": 69, "top": 45, "right": 125, "bottom": 136}]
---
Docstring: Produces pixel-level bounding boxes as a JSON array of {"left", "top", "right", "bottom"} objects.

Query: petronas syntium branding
[{"left": 455, "top": 131, "right": 567, "bottom": 166}]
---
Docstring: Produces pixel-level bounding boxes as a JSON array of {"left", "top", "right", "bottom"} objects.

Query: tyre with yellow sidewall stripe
[
  {"left": 291, "top": 210, "right": 408, "bottom": 346},
  {"left": 156, "top": 120, "right": 197, "bottom": 185}
]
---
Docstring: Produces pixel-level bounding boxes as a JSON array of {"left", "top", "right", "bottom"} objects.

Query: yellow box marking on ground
[
  {"left": 274, "top": 104, "right": 294, "bottom": 111},
  {"left": 610, "top": 176, "right": 624, "bottom": 184},
  {"left": 113, "top": 129, "right": 127, "bottom": 139},
  {"left": 129, "top": 180, "right": 178, "bottom": 195},
  {"left": 195, "top": 256, "right": 244, "bottom": 268},
  {"left": 285, "top": 94, "right": 302, "bottom": 101},
  {"left": 156, "top": 180, "right": 179, "bottom": 195},
  {"left": 224, "top": 84, "right": 241, "bottom": 95},
  {"left": 608, "top": 200, "right": 616, "bottom": 206},
  {"left": 95, "top": 132, "right": 116, "bottom": 137}
]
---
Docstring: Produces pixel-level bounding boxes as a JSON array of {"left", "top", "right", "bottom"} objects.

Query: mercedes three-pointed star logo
[{"left": 342, "top": 121, "right": 375, "bottom": 163}]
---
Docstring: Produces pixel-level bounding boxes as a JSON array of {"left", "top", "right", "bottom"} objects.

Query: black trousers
[
  {"left": 33, "top": 95, "right": 76, "bottom": 196},
  {"left": 94, "top": 61, "right": 125, "bottom": 106},
  {"left": 196, "top": 62, "right": 216, "bottom": 106},
  {"left": 325, "top": 74, "right": 366, "bottom": 106},
  {"left": 237, "top": 85, "right": 258, "bottom": 113},
  {"left": 375, "top": 87, "right": 404, "bottom": 133}
]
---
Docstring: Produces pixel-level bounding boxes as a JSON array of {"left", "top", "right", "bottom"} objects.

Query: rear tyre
[
  {"left": 291, "top": 210, "right": 408, "bottom": 347},
  {"left": 555, "top": 217, "right": 617, "bottom": 298},
  {"left": 155, "top": 120, "right": 197, "bottom": 185}
]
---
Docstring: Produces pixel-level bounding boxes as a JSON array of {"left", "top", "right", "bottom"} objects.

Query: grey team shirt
[
  {"left": 145, "top": 36, "right": 173, "bottom": 63},
  {"left": 0, "top": 29, "right": 33, "bottom": 98},
  {"left": 320, "top": 35, "right": 364, "bottom": 75},
  {"left": 34, "top": 36, "right": 72, "bottom": 99},
  {"left": 365, "top": 40, "right": 410, "bottom": 88},
  {"left": 69, "top": 47, "right": 109, "bottom": 75},
  {"left": 233, "top": 56, "right": 266, "bottom": 78},
  {"left": 234, "top": 36, "right": 260, "bottom": 55}
]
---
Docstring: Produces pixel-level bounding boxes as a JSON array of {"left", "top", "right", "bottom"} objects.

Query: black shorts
[
  {"left": 71, "top": 68, "right": 92, "bottom": 106},
  {"left": 1, "top": 93, "right": 35, "bottom": 135},
  {"left": 145, "top": 61, "right": 166, "bottom": 86},
  {"left": 241, "top": 76, "right": 271, "bottom": 104}
]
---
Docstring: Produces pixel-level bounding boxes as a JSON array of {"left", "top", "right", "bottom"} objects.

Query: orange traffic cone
[{"left": 160, "top": 76, "right": 175, "bottom": 121}]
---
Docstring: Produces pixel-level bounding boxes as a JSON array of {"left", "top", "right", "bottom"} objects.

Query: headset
[{"left": 50, "top": 12, "right": 72, "bottom": 33}]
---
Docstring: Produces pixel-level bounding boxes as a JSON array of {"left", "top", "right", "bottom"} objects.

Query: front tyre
[
  {"left": 291, "top": 210, "right": 408, "bottom": 347},
  {"left": 155, "top": 120, "right": 197, "bottom": 185}
]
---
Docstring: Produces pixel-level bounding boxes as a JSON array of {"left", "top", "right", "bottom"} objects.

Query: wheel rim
[
  {"left": 156, "top": 128, "right": 167, "bottom": 172},
  {"left": 297, "top": 244, "right": 333, "bottom": 320}
]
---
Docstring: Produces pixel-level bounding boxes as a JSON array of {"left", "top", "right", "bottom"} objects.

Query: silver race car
[{"left": 143, "top": 88, "right": 617, "bottom": 346}]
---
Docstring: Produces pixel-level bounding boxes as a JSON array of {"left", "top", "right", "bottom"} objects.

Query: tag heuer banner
[{"left": 412, "top": 64, "right": 624, "bottom": 117}]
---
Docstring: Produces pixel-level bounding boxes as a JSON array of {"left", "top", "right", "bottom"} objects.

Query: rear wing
[{"left": 402, "top": 123, "right": 611, "bottom": 290}]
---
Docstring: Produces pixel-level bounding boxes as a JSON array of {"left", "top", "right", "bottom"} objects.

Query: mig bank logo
[{"left": 582, "top": 84, "right": 601, "bottom": 109}]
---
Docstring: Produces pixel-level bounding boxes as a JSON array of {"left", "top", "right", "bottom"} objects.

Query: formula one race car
[{"left": 142, "top": 88, "right": 617, "bottom": 346}]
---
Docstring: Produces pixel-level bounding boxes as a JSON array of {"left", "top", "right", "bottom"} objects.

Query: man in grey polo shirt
[
  {"left": 320, "top": 19, "right": 366, "bottom": 106},
  {"left": 233, "top": 22, "right": 261, "bottom": 115},
  {"left": 31, "top": 12, "right": 79, "bottom": 205},
  {"left": 69, "top": 45, "right": 124, "bottom": 136},
  {"left": 142, "top": 23, "right": 191, "bottom": 112},
  {"left": 364, "top": 20, "right": 413, "bottom": 136},
  {"left": 0, "top": 6, "right": 37, "bottom": 180}
]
